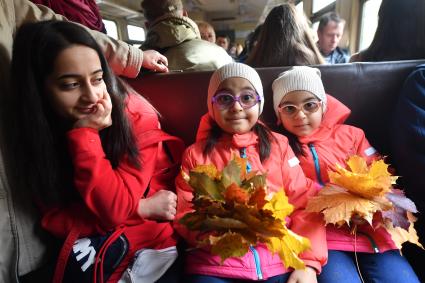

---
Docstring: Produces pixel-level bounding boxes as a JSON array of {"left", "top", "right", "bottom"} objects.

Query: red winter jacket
[
  {"left": 296, "top": 95, "right": 397, "bottom": 253},
  {"left": 174, "top": 114, "right": 327, "bottom": 280},
  {"left": 41, "top": 94, "right": 177, "bottom": 282}
]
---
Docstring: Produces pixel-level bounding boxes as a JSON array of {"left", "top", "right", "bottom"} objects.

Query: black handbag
[{"left": 54, "top": 226, "right": 129, "bottom": 283}]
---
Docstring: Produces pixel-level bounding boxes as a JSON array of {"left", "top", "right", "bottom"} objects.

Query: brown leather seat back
[{"left": 127, "top": 60, "right": 425, "bottom": 155}]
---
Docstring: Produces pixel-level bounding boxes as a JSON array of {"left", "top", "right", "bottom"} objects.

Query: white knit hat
[
  {"left": 272, "top": 66, "right": 326, "bottom": 121},
  {"left": 207, "top": 62, "right": 264, "bottom": 118}
]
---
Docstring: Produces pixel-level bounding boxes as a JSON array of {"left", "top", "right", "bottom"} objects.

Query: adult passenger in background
[
  {"left": 350, "top": 0, "right": 425, "bottom": 62},
  {"left": 0, "top": 1, "right": 168, "bottom": 282},
  {"left": 237, "top": 24, "right": 263, "bottom": 63},
  {"left": 30, "top": 0, "right": 107, "bottom": 32},
  {"left": 391, "top": 64, "right": 425, "bottom": 281},
  {"left": 197, "top": 21, "right": 216, "bottom": 43},
  {"left": 246, "top": 3, "right": 324, "bottom": 67},
  {"left": 317, "top": 12, "right": 349, "bottom": 64},
  {"left": 216, "top": 35, "right": 230, "bottom": 52},
  {"left": 141, "top": 0, "right": 232, "bottom": 71}
]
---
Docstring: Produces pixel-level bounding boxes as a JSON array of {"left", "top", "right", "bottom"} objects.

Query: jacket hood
[
  {"left": 142, "top": 15, "right": 200, "bottom": 50},
  {"left": 299, "top": 94, "right": 351, "bottom": 143}
]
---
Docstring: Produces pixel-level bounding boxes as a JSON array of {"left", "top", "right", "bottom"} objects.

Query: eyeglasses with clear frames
[
  {"left": 278, "top": 100, "right": 322, "bottom": 117},
  {"left": 212, "top": 91, "right": 261, "bottom": 110}
]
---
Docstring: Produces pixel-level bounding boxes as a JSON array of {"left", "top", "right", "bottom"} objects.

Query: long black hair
[
  {"left": 8, "top": 21, "right": 139, "bottom": 204},
  {"left": 360, "top": 0, "right": 425, "bottom": 61},
  {"left": 203, "top": 120, "right": 275, "bottom": 162}
]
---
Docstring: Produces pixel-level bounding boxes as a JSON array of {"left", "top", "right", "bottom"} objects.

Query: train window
[
  {"left": 359, "top": 0, "right": 382, "bottom": 51},
  {"left": 312, "top": 0, "right": 336, "bottom": 13},
  {"left": 296, "top": 1, "right": 304, "bottom": 14},
  {"left": 102, "top": 19, "right": 118, "bottom": 40},
  {"left": 127, "top": 25, "right": 145, "bottom": 42}
]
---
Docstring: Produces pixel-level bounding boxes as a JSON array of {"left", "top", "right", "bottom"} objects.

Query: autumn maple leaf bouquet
[
  {"left": 179, "top": 156, "right": 311, "bottom": 269},
  {"left": 306, "top": 155, "right": 423, "bottom": 249}
]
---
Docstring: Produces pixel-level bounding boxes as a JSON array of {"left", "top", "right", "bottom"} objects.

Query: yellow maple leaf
[
  {"left": 384, "top": 212, "right": 424, "bottom": 250},
  {"left": 267, "top": 229, "right": 311, "bottom": 270},
  {"left": 192, "top": 164, "right": 221, "bottom": 180},
  {"left": 329, "top": 155, "right": 396, "bottom": 199},
  {"left": 263, "top": 191, "right": 293, "bottom": 222},
  {"left": 306, "top": 185, "right": 392, "bottom": 226},
  {"left": 209, "top": 232, "right": 250, "bottom": 263}
]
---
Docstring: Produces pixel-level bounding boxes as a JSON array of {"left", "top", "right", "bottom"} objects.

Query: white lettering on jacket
[
  {"left": 288, "top": 156, "right": 300, "bottom": 167},
  {"left": 73, "top": 238, "right": 96, "bottom": 272},
  {"left": 364, "top": 147, "right": 377, "bottom": 157}
]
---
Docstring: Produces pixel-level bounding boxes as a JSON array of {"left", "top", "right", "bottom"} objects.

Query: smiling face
[
  {"left": 212, "top": 77, "right": 259, "bottom": 135},
  {"left": 278, "top": 90, "right": 323, "bottom": 137},
  {"left": 45, "top": 45, "right": 106, "bottom": 123}
]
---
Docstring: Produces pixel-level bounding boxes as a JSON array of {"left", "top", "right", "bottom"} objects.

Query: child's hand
[
  {"left": 287, "top": 267, "right": 317, "bottom": 283},
  {"left": 73, "top": 89, "right": 112, "bottom": 130},
  {"left": 137, "top": 190, "right": 177, "bottom": 221}
]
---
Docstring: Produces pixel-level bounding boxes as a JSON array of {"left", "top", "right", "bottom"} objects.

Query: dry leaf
[
  {"left": 384, "top": 212, "right": 423, "bottom": 250},
  {"left": 263, "top": 191, "right": 294, "bottom": 222},
  {"left": 329, "top": 156, "right": 395, "bottom": 199},
  {"left": 306, "top": 185, "right": 392, "bottom": 226},
  {"left": 180, "top": 157, "right": 310, "bottom": 270},
  {"left": 192, "top": 164, "right": 221, "bottom": 179},
  {"left": 267, "top": 229, "right": 311, "bottom": 270},
  {"left": 210, "top": 232, "right": 250, "bottom": 262},
  {"left": 224, "top": 183, "right": 249, "bottom": 204}
]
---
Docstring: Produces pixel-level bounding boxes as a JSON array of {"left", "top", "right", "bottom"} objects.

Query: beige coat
[
  {"left": 0, "top": 1, "right": 144, "bottom": 281},
  {"left": 142, "top": 15, "right": 232, "bottom": 71}
]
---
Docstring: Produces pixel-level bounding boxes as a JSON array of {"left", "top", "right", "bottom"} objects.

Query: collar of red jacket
[
  {"left": 298, "top": 94, "right": 351, "bottom": 144},
  {"left": 195, "top": 113, "right": 259, "bottom": 148}
]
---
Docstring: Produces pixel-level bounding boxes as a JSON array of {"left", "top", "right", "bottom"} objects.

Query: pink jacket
[
  {"left": 297, "top": 95, "right": 397, "bottom": 253},
  {"left": 174, "top": 115, "right": 327, "bottom": 280}
]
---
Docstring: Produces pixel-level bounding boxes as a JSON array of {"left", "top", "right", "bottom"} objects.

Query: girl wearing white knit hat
[
  {"left": 175, "top": 63, "right": 327, "bottom": 282},
  {"left": 272, "top": 66, "right": 419, "bottom": 283}
]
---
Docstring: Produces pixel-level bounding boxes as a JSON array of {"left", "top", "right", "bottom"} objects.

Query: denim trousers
[
  {"left": 318, "top": 250, "right": 420, "bottom": 283},
  {"left": 185, "top": 273, "right": 290, "bottom": 283}
]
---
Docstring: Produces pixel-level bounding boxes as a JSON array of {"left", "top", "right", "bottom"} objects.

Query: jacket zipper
[
  {"left": 308, "top": 143, "right": 325, "bottom": 186},
  {"left": 249, "top": 246, "right": 263, "bottom": 280}
]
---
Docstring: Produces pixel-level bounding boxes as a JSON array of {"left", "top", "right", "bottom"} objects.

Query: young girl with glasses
[
  {"left": 272, "top": 66, "right": 419, "bottom": 283},
  {"left": 175, "top": 63, "right": 327, "bottom": 283}
]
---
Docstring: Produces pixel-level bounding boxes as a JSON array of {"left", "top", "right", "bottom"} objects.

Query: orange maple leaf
[
  {"left": 306, "top": 185, "right": 392, "bottom": 226},
  {"left": 224, "top": 183, "right": 249, "bottom": 204}
]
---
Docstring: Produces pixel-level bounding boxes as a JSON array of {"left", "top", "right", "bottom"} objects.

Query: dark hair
[
  {"left": 246, "top": 4, "right": 324, "bottom": 67},
  {"left": 203, "top": 121, "right": 275, "bottom": 162},
  {"left": 279, "top": 127, "right": 306, "bottom": 157},
  {"left": 9, "top": 21, "right": 139, "bottom": 204},
  {"left": 318, "top": 12, "right": 345, "bottom": 32},
  {"left": 359, "top": 0, "right": 425, "bottom": 61}
]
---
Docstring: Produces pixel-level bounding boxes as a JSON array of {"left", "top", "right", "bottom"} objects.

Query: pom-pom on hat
[
  {"left": 207, "top": 62, "right": 264, "bottom": 118},
  {"left": 272, "top": 66, "right": 326, "bottom": 122}
]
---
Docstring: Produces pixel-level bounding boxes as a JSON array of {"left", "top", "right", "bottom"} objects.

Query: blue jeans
[
  {"left": 318, "top": 250, "right": 420, "bottom": 283},
  {"left": 185, "top": 273, "right": 290, "bottom": 283}
]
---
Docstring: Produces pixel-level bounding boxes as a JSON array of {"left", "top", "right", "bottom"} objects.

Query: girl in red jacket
[
  {"left": 175, "top": 62, "right": 326, "bottom": 283},
  {"left": 272, "top": 66, "right": 419, "bottom": 283},
  {"left": 9, "top": 21, "right": 180, "bottom": 283}
]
